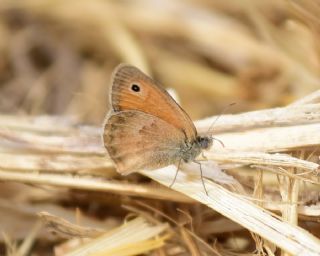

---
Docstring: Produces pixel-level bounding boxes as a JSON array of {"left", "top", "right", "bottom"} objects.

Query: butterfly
[{"left": 103, "top": 64, "right": 213, "bottom": 193}]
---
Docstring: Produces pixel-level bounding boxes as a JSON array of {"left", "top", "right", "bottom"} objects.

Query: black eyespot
[{"left": 131, "top": 84, "right": 140, "bottom": 92}]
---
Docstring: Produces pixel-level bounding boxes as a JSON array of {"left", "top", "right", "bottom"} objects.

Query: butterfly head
[{"left": 196, "top": 135, "right": 213, "bottom": 150}]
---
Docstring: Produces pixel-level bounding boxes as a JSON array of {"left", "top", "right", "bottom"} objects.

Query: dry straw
[
  {"left": 0, "top": 91, "right": 320, "bottom": 255},
  {"left": 0, "top": 0, "right": 320, "bottom": 255}
]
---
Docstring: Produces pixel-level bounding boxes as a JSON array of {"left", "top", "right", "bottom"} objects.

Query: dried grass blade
[{"left": 142, "top": 166, "right": 320, "bottom": 256}]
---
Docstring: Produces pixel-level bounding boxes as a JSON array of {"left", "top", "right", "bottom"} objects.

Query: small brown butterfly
[{"left": 103, "top": 64, "right": 212, "bottom": 193}]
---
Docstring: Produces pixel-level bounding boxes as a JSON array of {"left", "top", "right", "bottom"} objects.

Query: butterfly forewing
[
  {"left": 104, "top": 111, "right": 186, "bottom": 174},
  {"left": 110, "top": 64, "right": 197, "bottom": 141}
]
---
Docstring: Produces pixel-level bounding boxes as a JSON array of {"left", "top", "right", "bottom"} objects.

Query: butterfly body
[{"left": 103, "top": 64, "right": 212, "bottom": 175}]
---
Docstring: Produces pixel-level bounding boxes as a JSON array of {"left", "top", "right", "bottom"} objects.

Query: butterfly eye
[{"left": 131, "top": 84, "right": 140, "bottom": 92}]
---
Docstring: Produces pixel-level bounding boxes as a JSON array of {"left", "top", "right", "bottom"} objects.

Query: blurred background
[
  {"left": 0, "top": 0, "right": 319, "bottom": 124},
  {"left": 0, "top": 0, "right": 320, "bottom": 255}
]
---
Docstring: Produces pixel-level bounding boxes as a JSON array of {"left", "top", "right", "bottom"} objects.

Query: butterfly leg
[
  {"left": 169, "top": 159, "right": 182, "bottom": 188},
  {"left": 194, "top": 160, "right": 208, "bottom": 196},
  {"left": 201, "top": 151, "right": 208, "bottom": 161}
]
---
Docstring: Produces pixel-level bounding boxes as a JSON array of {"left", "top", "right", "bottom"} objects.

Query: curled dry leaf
[{"left": 39, "top": 212, "right": 105, "bottom": 238}]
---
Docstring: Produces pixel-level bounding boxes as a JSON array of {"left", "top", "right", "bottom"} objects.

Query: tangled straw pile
[{"left": 0, "top": 0, "right": 319, "bottom": 255}]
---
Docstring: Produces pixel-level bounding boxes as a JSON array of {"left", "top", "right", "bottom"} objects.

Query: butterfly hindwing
[{"left": 103, "top": 110, "right": 186, "bottom": 174}]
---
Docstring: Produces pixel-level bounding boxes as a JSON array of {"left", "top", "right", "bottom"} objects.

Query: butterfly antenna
[
  {"left": 206, "top": 102, "right": 236, "bottom": 135},
  {"left": 212, "top": 137, "right": 225, "bottom": 148}
]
